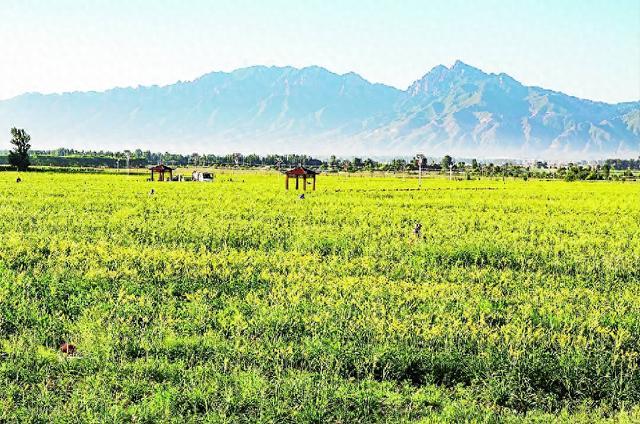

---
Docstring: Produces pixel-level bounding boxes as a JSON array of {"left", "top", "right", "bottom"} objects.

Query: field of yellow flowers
[{"left": 0, "top": 171, "right": 639, "bottom": 422}]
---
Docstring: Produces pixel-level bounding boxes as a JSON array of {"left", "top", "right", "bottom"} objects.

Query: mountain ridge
[
  {"left": 1, "top": 62, "right": 638, "bottom": 159},
  {"left": 8, "top": 62, "right": 626, "bottom": 106}
]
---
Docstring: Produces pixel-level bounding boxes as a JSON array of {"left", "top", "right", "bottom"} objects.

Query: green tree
[
  {"left": 441, "top": 155, "right": 453, "bottom": 170},
  {"left": 363, "top": 158, "right": 376, "bottom": 171},
  {"left": 602, "top": 163, "right": 611, "bottom": 179},
  {"left": 8, "top": 128, "right": 31, "bottom": 171},
  {"left": 329, "top": 155, "right": 338, "bottom": 170}
]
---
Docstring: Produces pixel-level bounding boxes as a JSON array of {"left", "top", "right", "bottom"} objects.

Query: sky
[{"left": 1, "top": 0, "right": 639, "bottom": 103}]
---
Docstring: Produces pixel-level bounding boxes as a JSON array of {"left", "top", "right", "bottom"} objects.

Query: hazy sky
[{"left": 1, "top": 0, "right": 639, "bottom": 103}]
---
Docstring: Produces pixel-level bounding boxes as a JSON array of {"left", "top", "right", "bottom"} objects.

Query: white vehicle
[{"left": 192, "top": 171, "right": 214, "bottom": 182}]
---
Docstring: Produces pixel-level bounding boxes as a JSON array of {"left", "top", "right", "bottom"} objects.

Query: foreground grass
[{"left": 0, "top": 171, "right": 639, "bottom": 422}]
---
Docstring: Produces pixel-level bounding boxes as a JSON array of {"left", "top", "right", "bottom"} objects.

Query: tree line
[{"left": 2, "top": 128, "right": 639, "bottom": 180}]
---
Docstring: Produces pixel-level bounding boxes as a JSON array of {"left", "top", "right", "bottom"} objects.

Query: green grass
[{"left": 0, "top": 171, "right": 639, "bottom": 422}]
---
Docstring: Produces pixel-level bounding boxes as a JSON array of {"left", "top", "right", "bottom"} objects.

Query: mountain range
[{"left": 1, "top": 61, "right": 638, "bottom": 159}]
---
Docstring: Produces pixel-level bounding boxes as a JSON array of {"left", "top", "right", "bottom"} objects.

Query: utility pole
[
  {"left": 449, "top": 163, "right": 453, "bottom": 180},
  {"left": 416, "top": 154, "right": 425, "bottom": 188}
]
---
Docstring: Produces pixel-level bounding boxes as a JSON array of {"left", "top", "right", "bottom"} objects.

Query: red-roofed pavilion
[
  {"left": 149, "top": 164, "right": 173, "bottom": 182},
  {"left": 285, "top": 167, "right": 318, "bottom": 191}
]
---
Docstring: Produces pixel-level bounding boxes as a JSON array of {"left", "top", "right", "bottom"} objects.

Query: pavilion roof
[
  {"left": 284, "top": 166, "right": 318, "bottom": 176},
  {"left": 149, "top": 164, "right": 174, "bottom": 172}
]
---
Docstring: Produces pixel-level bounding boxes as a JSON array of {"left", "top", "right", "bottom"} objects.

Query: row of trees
[
  {"left": 24, "top": 150, "right": 321, "bottom": 169},
  {"left": 603, "top": 158, "right": 640, "bottom": 170},
  {"left": 3, "top": 128, "right": 640, "bottom": 179}
]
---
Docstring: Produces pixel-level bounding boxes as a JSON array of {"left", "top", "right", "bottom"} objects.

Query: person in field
[{"left": 413, "top": 223, "right": 422, "bottom": 237}]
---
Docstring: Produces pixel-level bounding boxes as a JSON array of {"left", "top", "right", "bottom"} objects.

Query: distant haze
[{"left": 1, "top": 62, "right": 638, "bottom": 160}]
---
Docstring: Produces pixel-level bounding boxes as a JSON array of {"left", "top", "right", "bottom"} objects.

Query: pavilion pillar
[
  {"left": 303, "top": 175, "right": 307, "bottom": 191},
  {"left": 151, "top": 170, "right": 154, "bottom": 181},
  {"left": 295, "top": 175, "right": 299, "bottom": 190},
  {"left": 285, "top": 175, "right": 289, "bottom": 190},
  {"left": 313, "top": 175, "right": 316, "bottom": 191}
]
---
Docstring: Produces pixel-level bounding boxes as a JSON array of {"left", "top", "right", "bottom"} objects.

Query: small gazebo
[
  {"left": 285, "top": 167, "right": 318, "bottom": 191},
  {"left": 149, "top": 164, "right": 174, "bottom": 181}
]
